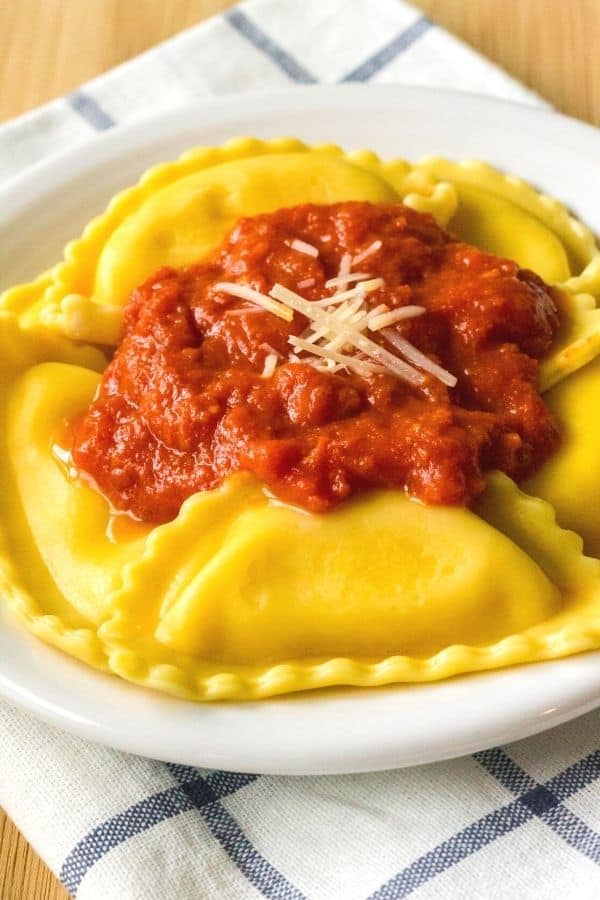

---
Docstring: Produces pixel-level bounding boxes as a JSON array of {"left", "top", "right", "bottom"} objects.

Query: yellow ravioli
[
  {"left": 416, "top": 156, "right": 600, "bottom": 296},
  {"left": 6, "top": 364, "right": 150, "bottom": 625},
  {"left": 447, "top": 183, "right": 571, "bottom": 283},
  {"left": 526, "top": 356, "right": 600, "bottom": 558},
  {"left": 1, "top": 140, "right": 600, "bottom": 701}
]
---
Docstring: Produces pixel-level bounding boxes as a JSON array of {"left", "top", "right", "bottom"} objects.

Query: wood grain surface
[{"left": 0, "top": 1, "right": 597, "bottom": 898}]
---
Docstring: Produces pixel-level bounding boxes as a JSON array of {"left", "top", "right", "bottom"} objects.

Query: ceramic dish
[{"left": 1, "top": 85, "right": 599, "bottom": 773}]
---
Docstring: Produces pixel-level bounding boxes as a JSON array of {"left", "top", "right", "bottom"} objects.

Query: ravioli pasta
[{"left": 1, "top": 137, "right": 600, "bottom": 701}]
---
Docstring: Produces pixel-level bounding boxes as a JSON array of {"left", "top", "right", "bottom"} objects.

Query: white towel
[{"left": 0, "top": 2, "right": 597, "bottom": 899}]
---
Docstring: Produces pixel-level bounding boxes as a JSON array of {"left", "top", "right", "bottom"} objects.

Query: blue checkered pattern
[
  {"left": 0, "top": 1, "right": 597, "bottom": 898},
  {"left": 54, "top": 747, "right": 600, "bottom": 898}
]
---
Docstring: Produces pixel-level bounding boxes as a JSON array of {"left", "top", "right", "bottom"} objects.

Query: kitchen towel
[{"left": 0, "top": 1, "right": 598, "bottom": 898}]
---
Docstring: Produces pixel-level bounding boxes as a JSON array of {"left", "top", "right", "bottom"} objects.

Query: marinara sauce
[{"left": 71, "top": 202, "right": 561, "bottom": 522}]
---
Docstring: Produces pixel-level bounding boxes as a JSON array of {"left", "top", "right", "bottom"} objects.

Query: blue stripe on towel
[
  {"left": 226, "top": 8, "right": 317, "bottom": 83},
  {"left": 341, "top": 16, "right": 432, "bottom": 82},
  {"left": 60, "top": 769, "right": 259, "bottom": 894},
  {"left": 478, "top": 748, "right": 600, "bottom": 865},
  {"left": 367, "top": 749, "right": 600, "bottom": 899},
  {"left": 61, "top": 766, "right": 306, "bottom": 898},
  {"left": 169, "top": 766, "right": 307, "bottom": 900},
  {"left": 67, "top": 91, "right": 115, "bottom": 130}
]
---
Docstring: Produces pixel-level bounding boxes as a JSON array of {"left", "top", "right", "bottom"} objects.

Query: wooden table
[{"left": 0, "top": 1, "right": 598, "bottom": 897}]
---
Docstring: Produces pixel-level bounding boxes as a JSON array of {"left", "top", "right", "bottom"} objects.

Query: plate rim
[{"left": 3, "top": 82, "right": 600, "bottom": 210}]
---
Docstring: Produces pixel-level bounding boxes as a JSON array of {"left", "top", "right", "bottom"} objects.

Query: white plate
[{"left": 1, "top": 85, "right": 599, "bottom": 775}]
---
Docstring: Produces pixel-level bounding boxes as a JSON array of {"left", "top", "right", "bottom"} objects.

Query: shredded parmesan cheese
[
  {"left": 261, "top": 353, "right": 279, "bottom": 378},
  {"left": 215, "top": 268, "right": 456, "bottom": 389},
  {"left": 224, "top": 306, "right": 267, "bottom": 316},
  {"left": 270, "top": 283, "right": 426, "bottom": 386},
  {"left": 317, "top": 297, "right": 388, "bottom": 356},
  {"left": 301, "top": 293, "right": 366, "bottom": 349},
  {"left": 314, "top": 278, "right": 384, "bottom": 307},
  {"left": 381, "top": 328, "right": 457, "bottom": 387},
  {"left": 335, "top": 252, "right": 353, "bottom": 291},
  {"left": 289, "top": 336, "right": 387, "bottom": 377},
  {"left": 214, "top": 282, "right": 293, "bottom": 322},
  {"left": 324, "top": 272, "right": 372, "bottom": 289},
  {"left": 353, "top": 240, "right": 382, "bottom": 266},
  {"left": 297, "top": 277, "right": 316, "bottom": 289},
  {"left": 368, "top": 306, "right": 426, "bottom": 331},
  {"left": 287, "top": 238, "right": 319, "bottom": 257}
]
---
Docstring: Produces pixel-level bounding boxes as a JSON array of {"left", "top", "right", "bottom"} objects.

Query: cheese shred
[
  {"left": 214, "top": 267, "right": 456, "bottom": 388},
  {"left": 287, "top": 239, "right": 319, "bottom": 257},
  {"left": 270, "top": 283, "right": 427, "bottom": 387},
  {"left": 214, "top": 282, "right": 294, "bottom": 322},
  {"left": 261, "top": 353, "right": 279, "bottom": 378}
]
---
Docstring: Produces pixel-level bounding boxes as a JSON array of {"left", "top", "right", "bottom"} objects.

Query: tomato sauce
[{"left": 71, "top": 202, "right": 561, "bottom": 522}]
